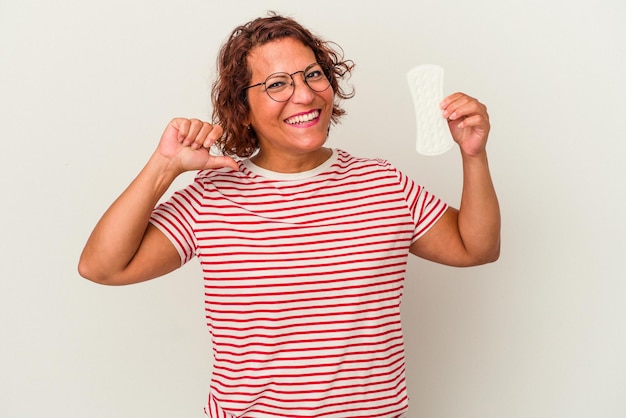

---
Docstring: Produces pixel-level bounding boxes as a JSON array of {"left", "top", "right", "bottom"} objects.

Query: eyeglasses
[{"left": 243, "top": 62, "right": 332, "bottom": 102}]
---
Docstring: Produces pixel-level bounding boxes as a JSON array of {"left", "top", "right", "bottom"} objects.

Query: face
[{"left": 245, "top": 37, "right": 334, "bottom": 166}]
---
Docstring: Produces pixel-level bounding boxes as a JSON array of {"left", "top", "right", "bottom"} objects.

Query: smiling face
[{"left": 245, "top": 37, "right": 335, "bottom": 172}]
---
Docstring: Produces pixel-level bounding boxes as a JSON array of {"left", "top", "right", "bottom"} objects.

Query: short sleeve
[
  {"left": 390, "top": 164, "right": 448, "bottom": 243},
  {"left": 149, "top": 181, "right": 203, "bottom": 266}
]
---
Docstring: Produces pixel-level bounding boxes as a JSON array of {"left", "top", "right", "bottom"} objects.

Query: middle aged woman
[{"left": 79, "top": 12, "right": 500, "bottom": 418}]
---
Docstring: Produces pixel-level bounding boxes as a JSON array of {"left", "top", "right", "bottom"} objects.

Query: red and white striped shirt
[{"left": 150, "top": 149, "right": 447, "bottom": 418}]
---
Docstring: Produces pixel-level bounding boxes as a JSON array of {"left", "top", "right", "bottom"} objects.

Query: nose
[{"left": 290, "top": 71, "right": 315, "bottom": 103}]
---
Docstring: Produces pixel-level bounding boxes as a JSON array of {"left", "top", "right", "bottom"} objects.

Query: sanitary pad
[{"left": 406, "top": 64, "right": 454, "bottom": 156}]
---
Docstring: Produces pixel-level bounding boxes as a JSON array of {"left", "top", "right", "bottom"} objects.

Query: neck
[{"left": 251, "top": 147, "right": 332, "bottom": 173}]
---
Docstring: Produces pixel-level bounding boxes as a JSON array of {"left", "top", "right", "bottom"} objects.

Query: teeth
[{"left": 286, "top": 110, "right": 319, "bottom": 125}]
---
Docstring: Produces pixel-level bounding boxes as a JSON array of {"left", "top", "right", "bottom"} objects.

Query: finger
[
  {"left": 173, "top": 118, "right": 191, "bottom": 143},
  {"left": 204, "top": 155, "right": 239, "bottom": 172},
  {"left": 456, "top": 114, "right": 487, "bottom": 130},
  {"left": 184, "top": 119, "right": 204, "bottom": 147},
  {"left": 441, "top": 95, "right": 469, "bottom": 120},
  {"left": 196, "top": 123, "right": 223, "bottom": 149},
  {"left": 446, "top": 98, "right": 486, "bottom": 122},
  {"left": 440, "top": 92, "right": 469, "bottom": 111},
  {"left": 189, "top": 121, "right": 211, "bottom": 150},
  {"left": 190, "top": 122, "right": 211, "bottom": 150},
  {"left": 204, "top": 124, "right": 223, "bottom": 148}
]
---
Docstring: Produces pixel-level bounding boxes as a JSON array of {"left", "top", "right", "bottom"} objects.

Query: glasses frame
[{"left": 243, "top": 62, "right": 332, "bottom": 102}]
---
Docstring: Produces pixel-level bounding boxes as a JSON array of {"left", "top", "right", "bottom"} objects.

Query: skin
[
  {"left": 78, "top": 37, "right": 499, "bottom": 286},
  {"left": 409, "top": 92, "right": 500, "bottom": 266},
  {"left": 245, "top": 38, "right": 335, "bottom": 173}
]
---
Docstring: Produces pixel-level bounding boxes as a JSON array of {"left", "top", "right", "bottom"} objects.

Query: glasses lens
[
  {"left": 304, "top": 63, "right": 331, "bottom": 92},
  {"left": 264, "top": 73, "right": 292, "bottom": 102},
  {"left": 261, "top": 63, "right": 332, "bottom": 102}
]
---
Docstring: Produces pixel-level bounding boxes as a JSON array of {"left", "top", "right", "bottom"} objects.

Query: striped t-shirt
[{"left": 149, "top": 149, "right": 448, "bottom": 418}]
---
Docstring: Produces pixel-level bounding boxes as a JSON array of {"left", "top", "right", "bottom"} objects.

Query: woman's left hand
[{"left": 441, "top": 92, "right": 490, "bottom": 157}]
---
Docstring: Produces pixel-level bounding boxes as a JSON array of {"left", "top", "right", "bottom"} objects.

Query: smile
[{"left": 285, "top": 110, "right": 320, "bottom": 125}]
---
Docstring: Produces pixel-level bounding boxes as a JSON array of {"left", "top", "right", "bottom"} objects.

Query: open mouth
[{"left": 285, "top": 110, "right": 320, "bottom": 126}]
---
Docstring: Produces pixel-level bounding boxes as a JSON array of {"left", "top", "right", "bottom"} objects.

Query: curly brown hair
[{"left": 211, "top": 12, "right": 355, "bottom": 158}]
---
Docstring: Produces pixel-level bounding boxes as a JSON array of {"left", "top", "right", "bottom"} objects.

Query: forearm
[
  {"left": 457, "top": 151, "right": 501, "bottom": 263},
  {"left": 78, "top": 152, "right": 180, "bottom": 280}
]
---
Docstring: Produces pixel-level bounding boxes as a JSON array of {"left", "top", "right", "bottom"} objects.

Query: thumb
[{"left": 202, "top": 154, "right": 239, "bottom": 172}]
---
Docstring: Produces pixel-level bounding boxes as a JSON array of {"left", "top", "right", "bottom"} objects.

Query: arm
[
  {"left": 410, "top": 93, "right": 501, "bottom": 267},
  {"left": 78, "top": 118, "right": 238, "bottom": 285}
]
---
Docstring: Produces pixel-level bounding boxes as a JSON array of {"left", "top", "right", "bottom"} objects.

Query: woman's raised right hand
[{"left": 158, "top": 118, "right": 239, "bottom": 173}]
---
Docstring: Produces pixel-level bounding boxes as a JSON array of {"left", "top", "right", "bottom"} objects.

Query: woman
[{"left": 79, "top": 12, "right": 500, "bottom": 418}]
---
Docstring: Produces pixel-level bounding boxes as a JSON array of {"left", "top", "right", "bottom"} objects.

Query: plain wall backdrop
[{"left": 1, "top": 0, "right": 625, "bottom": 417}]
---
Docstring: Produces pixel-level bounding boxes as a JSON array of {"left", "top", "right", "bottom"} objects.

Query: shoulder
[
  {"left": 191, "top": 164, "right": 255, "bottom": 189},
  {"left": 195, "top": 164, "right": 245, "bottom": 181},
  {"left": 334, "top": 149, "right": 398, "bottom": 173}
]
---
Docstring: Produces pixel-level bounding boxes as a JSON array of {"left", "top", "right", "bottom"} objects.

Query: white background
[{"left": 1, "top": 0, "right": 625, "bottom": 417}]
